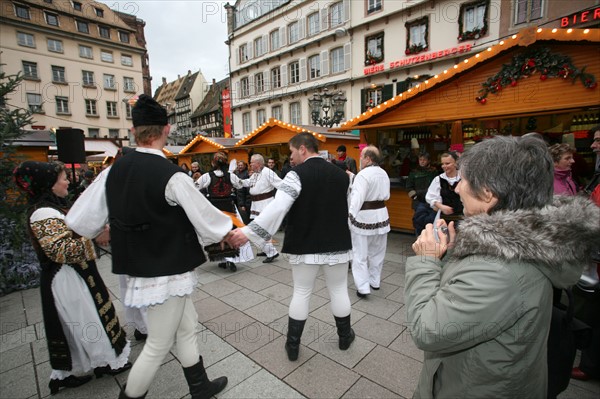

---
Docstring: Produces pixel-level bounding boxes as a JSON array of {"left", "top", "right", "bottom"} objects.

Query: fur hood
[{"left": 451, "top": 195, "right": 600, "bottom": 288}]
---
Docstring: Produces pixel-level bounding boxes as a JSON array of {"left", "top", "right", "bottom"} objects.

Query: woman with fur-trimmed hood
[{"left": 405, "top": 135, "right": 600, "bottom": 398}]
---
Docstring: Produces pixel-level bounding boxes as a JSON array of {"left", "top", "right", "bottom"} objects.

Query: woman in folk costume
[
  {"left": 196, "top": 151, "right": 255, "bottom": 271},
  {"left": 13, "top": 161, "right": 131, "bottom": 395}
]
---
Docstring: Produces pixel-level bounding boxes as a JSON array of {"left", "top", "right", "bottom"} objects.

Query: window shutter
[
  {"left": 263, "top": 35, "right": 268, "bottom": 53},
  {"left": 343, "top": 0, "right": 350, "bottom": 22},
  {"left": 236, "top": 47, "right": 240, "bottom": 65},
  {"left": 299, "top": 17, "right": 306, "bottom": 40},
  {"left": 299, "top": 58, "right": 307, "bottom": 82},
  {"left": 321, "top": 8, "right": 329, "bottom": 31},
  {"left": 281, "top": 64, "right": 288, "bottom": 87},
  {"left": 382, "top": 84, "right": 393, "bottom": 101},
  {"left": 321, "top": 50, "right": 329, "bottom": 76},
  {"left": 247, "top": 41, "right": 254, "bottom": 60},
  {"left": 360, "top": 89, "right": 366, "bottom": 112},
  {"left": 344, "top": 43, "right": 352, "bottom": 71},
  {"left": 396, "top": 80, "right": 409, "bottom": 95},
  {"left": 235, "top": 81, "right": 240, "bottom": 101},
  {"left": 279, "top": 27, "right": 287, "bottom": 46},
  {"left": 263, "top": 69, "right": 270, "bottom": 90},
  {"left": 249, "top": 75, "right": 255, "bottom": 96}
]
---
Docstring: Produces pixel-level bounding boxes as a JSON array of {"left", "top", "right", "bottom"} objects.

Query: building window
[
  {"left": 88, "top": 128, "right": 99, "bottom": 138},
  {"left": 242, "top": 112, "right": 251, "bottom": 133},
  {"left": 47, "top": 39, "right": 63, "bottom": 53},
  {"left": 82, "top": 70, "right": 95, "bottom": 86},
  {"left": 330, "top": 47, "right": 344, "bottom": 74},
  {"left": 515, "top": 0, "right": 543, "bottom": 25},
  {"left": 119, "top": 31, "right": 130, "bottom": 43},
  {"left": 99, "top": 26, "right": 110, "bottom": 38},
  {"left": 365, "top": 32, "right": 384, "bottom": 66},
  {"left": 17, "top": 32, "right": 35, "bottom": 47},
  {"left": 125, "top": 103, "right": 132, "bottom": 119},
  {"left": 272, "top": 105, "right": 282, "bottom": 120},
  {"left": 55, "top": 96, "right": 69, "bottom": 114},
  {"left": 289, "top": 61, "right": 300, "bottom": 84},
  {"left": 79, "top": 45, "right": 93, "bottom": 58},
  {"left": 95, "top": 7, "right": 104, "bottom": 17},
  {"left": 307, "top": 12, "right": 320, "bottom": 36},
  {"left": 269, "top": 30, "right": 280, "bottom": 51},
  {"left": 459, "top": 1, "right": 488, "bottom": 41},
  {"left": 239, "top": 44, "right": 248, "bottom": 63},
  {"left": 240, "top": 77, "right": 250, "bottom": 98},
  {"left": 367, "top": 0, "right": 382, "bottom": 14},
  {"left": 22, "top": 61, "right": 38, "bottom": 79},
  {"left": 51, "top": 66, "right": 66, "bottom": 83},
  {"left": 27, "top": 93, "right": 42, "bottom": 113},
  {"left": 254, "top": 37, "right": 264, "bottom": 57},
  {"left": 101, "top": 50, "right": 113, "bottom": 62},
  {"left": 121, "top": 54, "right": 133, "bottom": 66},
  {"left": 45, "top": 12, "right": 59, "bottom": 26},
  {"left": 271, "top": 67, "right": 281, "bottom": 89},
  {"left": 365, "top": 86, "right": 383, "bottom": 110},
  {"left": 405, "top": 17, "right": 428, "bottom": 55},
  {"left": 76, "top": 20, "right": 89, "bottom": 33},
  {"left": 289, "top": 102, "right": 301, "bottom": 125},
  {"left": 254, "top": 73, "right": 264, "bottom": 93},
  {"left": 104, "top": 74, "right": 115, "bottom": 89},
  {"left": 15, "top": 4, "right": 30, "bottom": 19},
  {"left": 308, "top": 54, "right": 320, "bottom": 79},
  {"left": 109, "top": 129, "right": 119, "bottom": 138},
  {"left": 85, "top": 99, "right": 97, "bottom": 116},
  {"left": 330, "top": 2, "right": 344, "bottom": 27},
  {"left": 73, "top": 1, "right": 82, "bottom": 11},
  {"left": 257, "top": 109, "right": 266, "bottom": 125},
  {"left": 288, "top": 21, "right": 300, "bottom": 44},
  {"left": 123, "top": 77, "right": 135, "bottom": 92},
  {"left": 107, "top": 101, "right": 118, "bottom": 117}
]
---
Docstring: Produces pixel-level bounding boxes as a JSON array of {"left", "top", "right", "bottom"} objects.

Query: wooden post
[{"left": 451, "top": 121, "right": 463, "bottom": 145}]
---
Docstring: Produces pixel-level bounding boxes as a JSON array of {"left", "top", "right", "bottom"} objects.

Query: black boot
[
  {"left": 183, "top": 356, "right": 228, "bottom": 399},
  {"left": 285, "top": 317, "right": 306, "bottom": 361},
  {"left": 48, "top": 375, "right": 92, "bottom": 395},
  {"left": 118, "top": 385, "right": 147, "bottom": 399},
  {"left": 334, "top": 315, "right": 355, "bottom": 350}
]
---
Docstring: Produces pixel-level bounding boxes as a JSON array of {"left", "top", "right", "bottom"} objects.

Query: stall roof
[
  {"left": 234, "top": 118, "right": 328, "bottom": 147},
  {"left": 6, "top": 130, "right": 54, "bottom": 147},
  {"left": 335, "top": 27, "right": 600, "bottom": 131},
  {"left": 180, "top": 135, "right": 238, "bottom": 154}
]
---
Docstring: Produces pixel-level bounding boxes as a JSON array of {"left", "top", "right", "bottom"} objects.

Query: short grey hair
[
  {"left": 251, "top": 154, "right": 265, "bottom": 166},
  {"left": 459, "top": 135, "right": 553, "bottom": 213},
  {"left": 362, "top": 145, "right": 382, "bottom": 164}
]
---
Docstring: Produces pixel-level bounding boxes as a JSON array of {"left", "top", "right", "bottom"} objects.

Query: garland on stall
[
  {"left": 457, "top": 0, "right": 489, "bottom": 42},
  {"left": 476, "top": 46, "right": 597, "bottom": 104}
]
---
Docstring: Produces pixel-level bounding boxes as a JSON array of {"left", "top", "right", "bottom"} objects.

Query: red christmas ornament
[
  {"left": 589, "top": 82, "right": 598, "bottom": 89},
  {"left": 480, "top": 98, "right": 487, "bottom": 105},
  {"left": 510, "top": 80, "right": 517, "bottom": 87},
  {"left": 405, "top": 49, "right": 410, "bottom": 55},
  {"left": 540, "top": 75, "right": 548, "bottom": 81}
]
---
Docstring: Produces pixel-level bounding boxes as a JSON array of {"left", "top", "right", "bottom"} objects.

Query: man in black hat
[
  {"left": 66, "top": 94, "right": 231, "bottom": 399},
  {"left": 336, "top": 145, "right": 357, "bottom": 174}
]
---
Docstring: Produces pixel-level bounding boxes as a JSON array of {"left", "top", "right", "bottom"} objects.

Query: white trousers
[
  {"left": 351, "top": 233, "right": 387, "bottom": 295},
  {"left": 125, "top": 295, "right": 199, "bottom": 397},
  {"left": 119, "top": 275, "right": 148, "bottom": 334},
  {"left": 289, "top": 263, "right": 351, "bottom": 320}
]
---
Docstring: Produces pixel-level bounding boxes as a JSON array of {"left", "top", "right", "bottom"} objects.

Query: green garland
[
  {"left": 405, "top": 16, "right": 429, "bottom": 55},
  {"left": 476, "top": 46, "right": 597, "bottom": 104}
]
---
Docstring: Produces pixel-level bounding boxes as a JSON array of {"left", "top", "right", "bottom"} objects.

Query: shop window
[
  {"left": 76, "top": 20, "right": 89, "bottom": 33},
  {"left": 47, "top": 39, "right": 63, "bottom": 53},
  {"left": 82, "top": 70, "right": 95, "bottom": 86},
  {"left": 289, "top": 102, "right": 301, "bottom": 125},
  {"left": 459, "top": 1, "right": 488, "bottom": 41},
  {"left": 405, "top": 17, "right": 428, "bottom": 55},
  {"left": 271, "top": 67, "right": 281, "bottom": 88},
  {"left": 272, "top": 105, "right": 282, "bottom": 120},
  {"left": 365, "top": 32, "right": 384, "bottom": 66},
  {"left": 45, "top": 12, "right": 59, "bottom": 26},
  {"left": 307, "top": 12, "right": 320, "bottom": 36},
  {"left": 51, "top": 66, "right": 66, "bottom": 83},
  {"left": 367, "top": 0, "right": 382, "bottom": 15},
  {"left": 17, "top": 32, "right": 35, "bottom": 47},
  {"left": 269, "top": 30, "right": 280, "bottom": 51},
  {"left": 22, "top": 61, "right": 38, "bottom": 79},
  {"left": 55, "top": 96, "right": 69, "bottom": 114},
  {"left": 330, "top": 2, "right": 344, "bottom": 27},
  {"left": 85, "top": 99, "right": 97, "bottom": 116},
  {"left": 15, "top": 4, "right": 30, "bottom": 19},
  {"left": 514, "top": 0, "right": 543, "bottom": 25},
  {"left": 27, "top": 93, "right": 43, "bottom": 113},
  {"left": 309, "top": 54, "right": 321, "bottom": 79},
  {"left": 289, "top": 61, "right": 300, "bottom": 84}
]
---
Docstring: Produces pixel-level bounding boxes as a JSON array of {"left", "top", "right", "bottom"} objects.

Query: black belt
[
  {"left": 250, "top": 190, "right": 276, "bottom": 201},
  {"left": 361, "top": 200, "right": 385, "bottom": 210}
]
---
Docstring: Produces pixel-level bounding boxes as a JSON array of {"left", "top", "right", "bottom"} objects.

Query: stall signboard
[
  {"left": 560, "top": 7, "right": 600, "bottom": 28},
  {"left": 364, "top": 44, "right": 473, "bottom": 75}
]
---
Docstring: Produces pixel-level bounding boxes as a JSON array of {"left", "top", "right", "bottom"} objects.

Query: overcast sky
[{"left": 110, "top": 1, "right": 231, "bottom": 94}]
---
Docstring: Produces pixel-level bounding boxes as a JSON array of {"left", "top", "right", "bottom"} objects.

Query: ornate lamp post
[{"left": 309, "top": 88, "right": 347, "bottom": 127}]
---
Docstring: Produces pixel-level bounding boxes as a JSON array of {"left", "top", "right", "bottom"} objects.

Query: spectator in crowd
[
  {"left": 14, "top": 161, "right": 131, "bottom": 395},
  {"left": 190, "top": 161, "right": 201, "bottom": 176},
  {"left": 267, "top": 157, "right": 281, "bottom": 177},
  {"left": 180, "top": 162, "right": 191, "bottom": 176},
  {"left": 348, "top": 145, "right": 390, "bottom": 298},
  {"left": 234, "top": 160, "right": 251, "bottom": 224},
  {"left": 228, "top": 132, "right": 355, "bottom": 361},
  {"left": 425, "top": 152, "right": 463, "bottom": 223},
  {"left": 549, "top": 143, "right": 578, "bottom": 196},
  {"left": 406, "top": 152, "right": 439, "bottom": 235},
  {"left": 336, "top": 145, "right": 358, "bottom": 174},
  {"left": 66, "top": 94, "right": 231, "bottom": 399},
  {"left": 405, "top": 135, "right": 600, "bottom": 397}
]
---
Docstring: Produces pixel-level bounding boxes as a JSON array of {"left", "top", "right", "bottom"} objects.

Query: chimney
[
  {"left": 212, "top": 78, "right": 216, "bottom": 85},
  {"left": 177, "top": 74, "right": 181, "bottom": 79},
  {"left": 188, "top": 70, "right": 191, "bottom": 75},
  {"left": 162, "top": 77, "right": 167, "bottom": 85}
]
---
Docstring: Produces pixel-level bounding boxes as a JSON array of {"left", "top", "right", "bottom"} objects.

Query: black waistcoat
[
  {"left": 440, "top": 177, "right": 464, "bottom": 215},
  {"left": 106, "top": 151, "right": 206, "bottom": 277},
  {"left": 282, "top": 157, "right": 352, "bottom": 255}
]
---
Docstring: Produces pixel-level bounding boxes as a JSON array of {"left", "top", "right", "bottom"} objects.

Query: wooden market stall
[
  {"left": 335, "top": 27, "right": 600, "bottom": 232},
  {"left": 6, "top": 130, "right": 55, "bottom": 163},
  {"left": 233, "top": 118, "right": 360, "bottom": 168},
  {"left": 178, "top": 136, "right": 239, "bottom": 172}
]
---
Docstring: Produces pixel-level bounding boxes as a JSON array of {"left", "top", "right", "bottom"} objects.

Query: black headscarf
[{"left": 13, "top": 161, "right": 69, "bottom": 209}]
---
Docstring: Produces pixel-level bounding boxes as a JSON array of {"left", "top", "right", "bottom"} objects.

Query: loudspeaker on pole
[{"left": 56, "top": 128, "right": 86, "bottom": 164}]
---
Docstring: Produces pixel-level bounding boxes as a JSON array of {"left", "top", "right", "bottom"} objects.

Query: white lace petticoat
[{"left": 122, "top": 270, "right": 199, "bottom": 308}]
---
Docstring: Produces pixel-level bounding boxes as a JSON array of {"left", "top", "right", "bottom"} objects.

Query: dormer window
[
  {"left": 73, "top": 1, "right": 82, "bottom": 11},
  {"left": 15, "top": 4, "right": 30, "bottom": 19},
  {"left": 95, "top": 8, "right": 104, "bottom": 17}
]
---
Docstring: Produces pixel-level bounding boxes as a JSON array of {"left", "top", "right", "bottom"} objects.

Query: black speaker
[{"left": 56, "top": 129, "right": 86, "bottom": 163}]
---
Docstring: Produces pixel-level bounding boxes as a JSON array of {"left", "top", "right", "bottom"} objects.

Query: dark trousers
[{"left": 412, "top": 201, "right": 436, "bottom": 236}]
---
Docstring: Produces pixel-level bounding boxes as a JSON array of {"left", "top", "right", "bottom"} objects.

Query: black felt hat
[{"left": 132, "top": 94, "right": 168, "bottom": 127}]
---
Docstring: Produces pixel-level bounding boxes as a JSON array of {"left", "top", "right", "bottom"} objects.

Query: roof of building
[
  {"left": 191, "top": 78, "right": 229, "bottom": 119},
  {"left": 153, "top": 76, "right": 187, "bottom": 112},
  {"left": 174, "top": 71, "right": 200, "bottom": 101}
]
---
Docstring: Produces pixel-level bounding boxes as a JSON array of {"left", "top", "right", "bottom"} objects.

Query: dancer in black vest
[
  {"left": 227, "top": 133, "right": 355, "bottom": 361},
  {"left": 425, "top": 152, "right": 463, "bottom": 222},
  {"left": 66, "top": 94, "right": 232, "bottom": 399}
]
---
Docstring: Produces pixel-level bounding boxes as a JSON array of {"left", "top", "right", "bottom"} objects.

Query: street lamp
[{"left": 309, "top": 88, "right": 347, "bottom": 128}]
